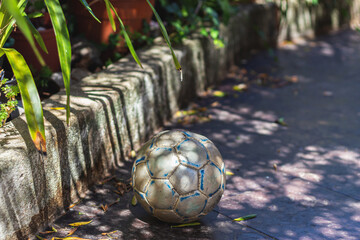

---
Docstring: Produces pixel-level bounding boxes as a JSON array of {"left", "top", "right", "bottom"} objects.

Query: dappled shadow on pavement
[{"left": 33, "top": 30, "right": 360, "bottom": 239}]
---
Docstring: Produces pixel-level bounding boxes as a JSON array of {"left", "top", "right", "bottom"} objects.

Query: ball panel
[
  {"left": 200, "top": 162, "right": 222, "bottom": 197},
  {"left": 136, "top": 139, "right": 154, "bottom": 161},
  {"left": 204, "top": 142, "right": 223, "bottom": 169},
  {"left": 146, "top": 180, "right": 179, "bottom": 210},
  {"left": 154, "top": 209, "right": 184, "bottom": 223},
  {"left": 169, "top": 165, "right": 199, "bottom": 195},
  {"left": 134, "top": 190, "right": 153, "bottom": 214},
  {"left": 156, "top": 130, "right": 186, "bottom": 147},
  {"left": 175, "top": 191, "right": 207, "bottom": 218},
  {"left": 147, "top": 148, "right": 179, "bottom": 178},
  {"left": 183, "top": 131, "right": 210, "bottom": 143},
  {"left": 133, "top": 162, "right": 151, "bottom": 192},
  {"left": 203, "top": 188, "right": 223, "bottom": 214},
  {"left": 177, "top": 139, "right": 209, "bottom": 169},
  {"left": 221, "top": 165, "right": 226, "bottom": 190}
]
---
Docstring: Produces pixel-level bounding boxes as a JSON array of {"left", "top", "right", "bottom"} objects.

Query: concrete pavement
[{"left": 32, "top": 29, "right": 360, "bottom": 240}]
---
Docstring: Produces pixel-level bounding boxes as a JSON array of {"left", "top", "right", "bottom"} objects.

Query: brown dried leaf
[
  {"left": 273, "top": 163, "right": 278, "bottom": 171},
  {"left": 211, "top": 101, "right": 220, "bottom": 107},
  {"left": 101, "top": 230, "right": 118, "bottom": 236},
  {"left": 68, "top": 200, "right": 81, "bottom": 209},
  {"left": 129, "top": 150, "right": 136, "bottom": 158},
  {"left": 100, "top": 176, "right": 115, "bottom": 185},
  {"left": 197, "top": 107, "right": 207, "bottom": 112},
  {"left": 36, "top": 236, "right": 47, "bottom": 240},
  {"left": 109, "top": 198, "right": 120, "bottom": 207},
  {"left": 39, "top": 230, "right": 55, "bottom": 234},
  {"left": 100, "top": 204, "right": 108, "bottom": 212},
  {"left": 54, "top": 237, "right": 91, "bottom": 240},
  {"left": 67, "top": 227, "right": 78, "bottom": 236}
]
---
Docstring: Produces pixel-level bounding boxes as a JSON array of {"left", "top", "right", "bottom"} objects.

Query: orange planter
[
  {"left": 12, "top": 28, "right": 60, "bottom": 72},
  {"left": 73, "top": 0, "right": 156, "bottom": 44}
]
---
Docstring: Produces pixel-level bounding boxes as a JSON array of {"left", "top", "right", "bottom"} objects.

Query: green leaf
[
  {"left": 25, "top": 16, "right": 48, "bottom": 53},
  {"left": 104, "top": 0, "right": 116, "bottom": 32},
  {"left": 27, "top": 12, "right": 44, "bottom": 19},
  {"left": 108, "top": 2, "right": 143, "bottom": 68},
  {"left": 78, "top": 0, "right": 101, "bottom": 23},
  {"left": 233, "top": 214, "right": 257, "bottom": 222},
  {"left": 171, "top": 222, "right": 201, "bottom": 228},
  {"left": 2, "top": 48, "right": 46, "bottom": 152},
  {"left": 225, "top": 170, "right": 234, "bottom": 176},
  {"left": 45, "top": 0, "right": 71, "bottom": 125},
  {"left": 3, "top": 0, "right": 45, "bottom": 65},
  {"left": 275, "top": 117, "right": 287, "bottom": 126},
  {"left": 213, "top": 90, "right": 226, "bottom": 97},
  {"left": 146, "top": 0, "right": 182, "bottom": 74},
  {"left": 131, "top": 195, "right": 138, "bottom": 206}
]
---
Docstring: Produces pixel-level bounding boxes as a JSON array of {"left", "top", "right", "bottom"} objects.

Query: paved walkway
[{"left": 33, "top": 30, "right": 360, "bottom": 239}]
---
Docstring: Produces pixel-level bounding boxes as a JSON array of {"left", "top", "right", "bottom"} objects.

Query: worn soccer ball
[{"left": 131, "top": 129, "right": 226, "bottom": 223}]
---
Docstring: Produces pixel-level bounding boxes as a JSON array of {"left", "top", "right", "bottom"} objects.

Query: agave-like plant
[{"left": 1, "top": 0, "right": 181, "bottom": 153}]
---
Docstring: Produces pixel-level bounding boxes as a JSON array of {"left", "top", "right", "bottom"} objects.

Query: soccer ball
[{"left": 131, "top": 129, "right": 226, "bottom": 223}]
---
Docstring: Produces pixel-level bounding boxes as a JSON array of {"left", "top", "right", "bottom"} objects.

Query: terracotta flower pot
[
  {"left": 12, "top": 28, "right": 60, "bottom": 72},
  {"left": 73, "top": 0, "right": 156, "bottom": 44}
]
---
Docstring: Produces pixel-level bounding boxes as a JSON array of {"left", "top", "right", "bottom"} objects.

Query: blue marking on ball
[{"left": 180, "top": 191, "right": 200, "bottom": 202}]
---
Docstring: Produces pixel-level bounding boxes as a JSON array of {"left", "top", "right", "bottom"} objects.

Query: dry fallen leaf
[
  {"left": 100, "top": 176, "right": 115, "bottom": 185},
  {"left": 130, "top": 150, "right": 136, "bottom": 158},
  {"left": 100, "top": 204, "right": 108, "bottom": 212},
  {"left": 67, "top": 227, "right": 78, "bottom": 236},
  {"left": 108, "top": 198, "right": 120, "bottom": 208},
  {"left": 68, "top": 200, "right": 81, "bottom": 209},
  {"left": 211, "top": 101, "right": 220, "bottom": 107},
  {"left": 273, "top": 163, "right": 278, "bottom": 171},
  {"left": 53, "top": 237, "right": 91, "bottom": 240},
  {"left": 39, "top": 230, "right": 55, "bottom": 235},
  {"left": 68, "top": 220, "right": 92, "bottom": 227},
  {"left": 101, "top": 230, "right": 118, "bottom": 236},
  {"left": 171, "top": 222, "right": 201, "bottom": 228},
  {"left": 116, "top": 181, "right": 132, "bottom": 195},
  {"left": 197, "top": 107, "right": 207, "bottom": 112}
]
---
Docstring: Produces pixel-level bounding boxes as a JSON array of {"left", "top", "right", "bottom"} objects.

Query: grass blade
[
  {"left": 145, "top": 0, "right": 182, "bottom": 73},
  {"left": 104, "top": 0, "right": 116, "bottom": 31},
  {"left": 109, "top": 2, "right": 143, "bottom": 68},
  {"left": 45, "top": 0, "right": 71, "bottom": 125},
  {"left": 233, "top": 214, "right": 257, "bottom": 222},
  {"left": 3, "top": 0, "right": 45, "bottom": 65},
  {"left": 2, "top": 48, "right": 46, "bottom": 152},
  {"left": 78, "top": 0, "right": 101, "bottom": 23}
]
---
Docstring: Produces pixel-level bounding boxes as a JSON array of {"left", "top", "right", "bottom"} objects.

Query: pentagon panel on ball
[{"left": 131, "top": 129, "right": 226, "bottom": 223}]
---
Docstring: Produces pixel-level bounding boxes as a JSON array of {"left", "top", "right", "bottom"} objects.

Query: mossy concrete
[{"left": 0, "top": 2, "right": 359, "bottom": 239}]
